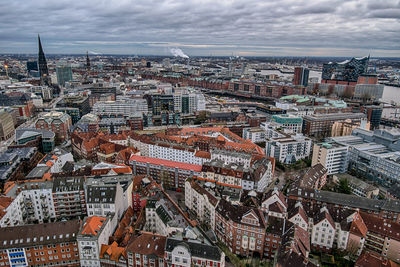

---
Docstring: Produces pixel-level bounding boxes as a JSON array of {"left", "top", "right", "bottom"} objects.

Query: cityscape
[{"left": 1, "top": 1, "right": 400, "bottom": 267}]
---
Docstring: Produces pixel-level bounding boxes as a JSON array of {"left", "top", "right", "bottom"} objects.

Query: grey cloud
[{"left": 0, "top": 0, "right": 399, "bottom": 56}]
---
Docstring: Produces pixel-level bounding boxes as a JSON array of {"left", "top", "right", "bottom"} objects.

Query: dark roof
[
  {"left": 156, "top": 205, "right": 172, "bottom": 224},
  {"left": 62, "top": 161, "right": 75, "bottom": 173},
  {"left": 52, "top": 177, "right": 84, "bottom": 193},
  {"left": 165, "top": 238, "right": 222, "bottom": 261},
  {"left": 277, "top": 250, "right": 317, "bottom": 267},
  {"left": 216, "top": 199, "right": 265, "bottom": 228},
  {"left": 355, "top": 251, "right": 400, "bottom": 267},
  {"left": 87, "top": 185, "right": 117, "bottom": 203},
  {"left": 26, "top": 166, "right": 50, "bottom": 178},
  {"left": 126, "top": 232, "right": 166, "bottom": 258},
  {"left": 15, "top": 128, "right": 55, "bottom": 141},
  {"left": 0, "top": 93, "right": 31, "bottom": 106},
  {"left": 296, "top": 164, "right": 327, "bottom": 189},
  {"left": 288, "top": 187, "right": 400, "bottom": 213},
  {"left": 360, "top": 211, "right": 400, "bottom": 241},
  {"left": 313, "top": 210, "right": 335, "bottom": 227},
  {"left": 0, "top": 220, "right": 80, "bottom": 249}
]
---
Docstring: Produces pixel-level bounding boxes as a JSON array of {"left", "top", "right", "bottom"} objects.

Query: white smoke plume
[
  {"left": 89, "top": 50, "right": 101, "bottom": 55},
  {"left": 170, "top": 48, "right": 189, "bottom": 58}
]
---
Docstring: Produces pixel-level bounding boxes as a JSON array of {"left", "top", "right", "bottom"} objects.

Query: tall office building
[
  {"left": 56, "top": 61, "right": 73, "bottom": 86},
  {"left": 293, "top": 67, "right": 309, "bottom": 86},
  {"left": 361, "top": 105, "right": 383, "bottom": 130},
  {"left": 38, "top": 35, "right": 50, "bottom": 86}
]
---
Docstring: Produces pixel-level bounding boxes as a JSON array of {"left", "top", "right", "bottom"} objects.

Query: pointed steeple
[
  {"left": 86, "top": 51, "right": 90, "bottom": 72},
  {"left": 38, "top": 34, "right": 50, "bottom": 85}
]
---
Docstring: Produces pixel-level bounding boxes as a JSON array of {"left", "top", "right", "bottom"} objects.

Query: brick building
[
  {"left": 0, "top": 220, "right": 81, "bottom": 267},
  {"left": 36, "top": 111, "right": 72, "bottom": 143},
  {"left": 129, "top": 155, "right": 202, "bottom": 189}
]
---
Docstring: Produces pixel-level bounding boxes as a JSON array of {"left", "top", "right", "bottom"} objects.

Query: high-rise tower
[{"left": 38, "top": 35, "right": 50, "bottom": 85}]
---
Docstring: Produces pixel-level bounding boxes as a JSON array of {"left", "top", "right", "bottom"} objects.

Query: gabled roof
[
  {"left": 81, "top": 216, "right": 106, "bottom": 236},
  {"left": 100, "top": 242, "right": 126, "bottom": 262},
  {"left": 0, "top": 196, "right": 13, "bottom": 218},
  {"left": 165, "top": 238, "right": 222, "bottom": 261},
  {"left": 360, "top": 211, "right": 400, "bottom": 241},
  {"left": 355, "top": 251, "right": 400, "bottom": 267},
  {"left": 0, "top": 220, "right": 80, "bottom": 249},
  {"left": 288, "top": 205, "right": 308, "bottom": 223},
  {"left": 92, "top": 162, "right": 132, "bottom": 174},
  {"left": 349, "top": 212, "right": 367, "bottom": 238},
  {"left": 313, "top": 209, "right": 335, "bottom": 228},
  {"left": 216, "top": 199, "right": 265, "bottom": 228},
  {"left": 125, "top": 232, "right": 166, "bottom": 258}
]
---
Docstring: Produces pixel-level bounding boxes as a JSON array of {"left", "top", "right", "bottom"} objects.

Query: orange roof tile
[
  {"left": 0, "top": 196, "right": 14, "bottom": 212},
  {"left": 125, "top": 232, "right": 166, "bottom": 258},
  {"left": 81, "top": 216, "right": 106, "bottom": 236},
  {"left": 194, "top": 150, "right": 211, "bottom": 159},
  {"left": 129, "top": 155, "right": 202, "bottom": 172},
  {"left": 113, "top": 166, "right": 132, "bottom": 174},
  {"left": 100, "top": 242, "right": 126, "bottom": 262},
  {"left": 43, "top": 173, "right": 52, "bottom": 180},
  {"left": 350, "top": 212, "right": 367, "bottom": 238},
  {"left": 356, "top": 251, "right": 400, "bottom": 267}
]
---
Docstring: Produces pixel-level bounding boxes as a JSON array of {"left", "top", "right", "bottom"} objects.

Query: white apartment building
[
  {"left": 0, "top": 181, "right": 56, "bottom": 227},
  {"left": 311, "top": 208, "right": 336, "bottom": 249},
  {"left": 145, "top": 197, "right": 189, "bottom": 236},
  {"left": 288, "top": 202, "right": 308, "bottom": 231},
  {"left": 243, "top": 127, "right": 265, "bottom": 144},
  {"left": 92, "top": 99, "right": 148, "bottom": 116},
  {"left": 269, "top": 114, "right": 303, "bottom": 134},
  {"left": 78, "top": 215, "right": 118, "bottom": 267},
  {"left": 266, "top": 133, "right": 312, "bottom": 164},
  {"left": 174, "top": 91, "right": 206, "bottom": 114},
  {"left": 209, "top": 149, "right": 252, "bottom": 169},
  {"left": 86, "top": 183, "right": 124, "bottom": 220},
  {"left": 129, "top": 136, "right": 205, "bottom": 165},
  {"left": 184, "top": 179, "right": 219, "bottom": 230},
  {"left": 86, "top": 175, "right": 133, "bottom": 216},
  {"left": 165, "top": 238, "right": 225, "bottom": 267},
  {"left": 312, "top": 142, "right": 349, "bottom": 175},
  {"left": 261, "top": 122, "right": 286, "bottom": 139},
  {"left": 148, "top": 143, "right": 204, "bottom": 165}
]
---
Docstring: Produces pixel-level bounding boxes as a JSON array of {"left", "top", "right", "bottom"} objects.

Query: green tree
[{"left": 337, "top": 178, "right": 351, "bottom": 194}]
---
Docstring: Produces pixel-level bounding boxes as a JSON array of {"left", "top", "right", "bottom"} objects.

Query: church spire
[
  {"left": 38, "top": 34, "right": 50, "bottom": 86},
  {"left": 86, "top": 51, "right": 90, "bottom": 71}
]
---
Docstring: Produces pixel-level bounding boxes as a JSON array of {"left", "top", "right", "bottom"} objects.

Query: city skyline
[{"left": 0, "top": 0, "right": 399, "bottom": 57}]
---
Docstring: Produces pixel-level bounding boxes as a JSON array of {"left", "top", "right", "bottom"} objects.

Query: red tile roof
[
  {"left": 355, "top": 251, "right": 400, "bottom": 267},
  {"left": 0, "top": 196, "right": 13, "bottom": 219},
  {"left": 349, "top": 212, "right": 367, "bottom": 238},
  {"left": 360, "top": 211, "right": 400, "bottom": 241},
  {"left": 100, "top": 242, "right": 126, "bottom": 262},
  {"left": 81, "top": 216, "right": 106, "bottom": 236},
  {"left": 129, "top": 155, "right": 202, "bottom": 172},
  {"left": 194, "top": 150, "right": 211, "bottom": 159},
  {"left": 125, "top": 232, "right": 166, "bottom": 258}
]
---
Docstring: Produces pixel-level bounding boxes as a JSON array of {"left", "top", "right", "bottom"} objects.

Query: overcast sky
[{"left": 1, "top": 0, "right": 399, "bottom": 57}]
